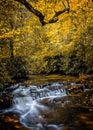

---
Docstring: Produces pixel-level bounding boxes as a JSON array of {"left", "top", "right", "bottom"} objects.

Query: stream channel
[{"left": 0, "top": 75, "right": 93, "bottom": 130}]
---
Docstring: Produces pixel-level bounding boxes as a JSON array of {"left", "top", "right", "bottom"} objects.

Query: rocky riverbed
[{"left": 0, "top": 75, "right": 93, "bottom": 130}]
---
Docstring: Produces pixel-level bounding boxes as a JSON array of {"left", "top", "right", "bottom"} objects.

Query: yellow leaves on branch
[
  {"left": 0, "top": 25, "right": 33, "bottom": 40},
  {"left": 0, "top": 28, "right": 21, "bottom": 39}
]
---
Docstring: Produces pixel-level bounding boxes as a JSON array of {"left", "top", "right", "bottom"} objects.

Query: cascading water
[{"left": 0, "top": 82, "right": 67, "bottom": 130}]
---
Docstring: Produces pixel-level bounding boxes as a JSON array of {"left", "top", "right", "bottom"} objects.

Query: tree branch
[
  {"left": 15, "top": 0, "right": 70, "bottom": 25},
  {"left": 49, "top": 8, "right": 70, "bottom": 23},
  {"left": 15, "top": 0, "right": 46, "bottom": 25}
]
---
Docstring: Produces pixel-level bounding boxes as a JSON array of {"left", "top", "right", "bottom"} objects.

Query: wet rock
[
  {"left": 0, "top": 94, "right": 12, "bottom": 110},
  {"left": 66, "top": 84, "right": 85, "bottom": 95},
  {"left": 79, "top": 90, "right": 93, "bottom": 107},
  {"left": 44, "top": 124, "right": 60, "bottom": 130}
]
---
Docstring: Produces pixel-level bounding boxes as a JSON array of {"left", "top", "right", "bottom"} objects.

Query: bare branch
[
  {"left": 15, "top": 0, "right": 46, "bottom": 25},
  {"left": 62, "top": 0, "right": 70, "bottom": 10},
  {"left": 15, "top": 0, "right": 70, "bottom": 25},
  {"left": 49, "top": 7, "right": 70, "bottom": 24}
]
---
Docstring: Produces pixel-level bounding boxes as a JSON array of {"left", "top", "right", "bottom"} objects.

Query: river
[{"left": 0, "top": 75, "right": 93, "bottom": 130}]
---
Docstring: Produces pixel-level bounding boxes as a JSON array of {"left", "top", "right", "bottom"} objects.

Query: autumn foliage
[{"left": 0, "top": 0, "right": 93, "bottom": 85}]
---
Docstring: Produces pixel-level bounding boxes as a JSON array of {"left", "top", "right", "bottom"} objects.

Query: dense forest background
[{"left": 0, "top": 0, "right": 93, "bottom": 86}]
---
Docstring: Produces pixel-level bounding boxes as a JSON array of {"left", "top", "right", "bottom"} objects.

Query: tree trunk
[{"left": 10, "top": 40, "right": 14, "bottom": 59}]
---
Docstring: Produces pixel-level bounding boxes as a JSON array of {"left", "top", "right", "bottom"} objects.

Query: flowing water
[{"left": 0, "top": 75, "right": 93, "bottom": 130}]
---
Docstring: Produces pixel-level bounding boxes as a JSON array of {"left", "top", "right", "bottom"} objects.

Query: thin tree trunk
[{"left": 10, "top": 40, "right": 14, "bottom": 59}]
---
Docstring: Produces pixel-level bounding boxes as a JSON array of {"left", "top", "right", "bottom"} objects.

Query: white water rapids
[{"left": 0, "top": 82, "right": 67, "bottom": 130}]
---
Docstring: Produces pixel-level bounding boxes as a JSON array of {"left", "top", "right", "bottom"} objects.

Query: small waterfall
[{"left": 0, "top": 82, "right": 66, "bottom": 130}]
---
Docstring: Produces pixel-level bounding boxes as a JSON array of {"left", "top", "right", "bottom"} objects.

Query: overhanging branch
[
  {"left": 49, "top": 8, "right": 70, "bottom": 23},
  {"left": 15, "top": 0, "right": 46, "bottom": 25},
  {"left": 15, "top": 0, "right": 70, "bottom": 25}
]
